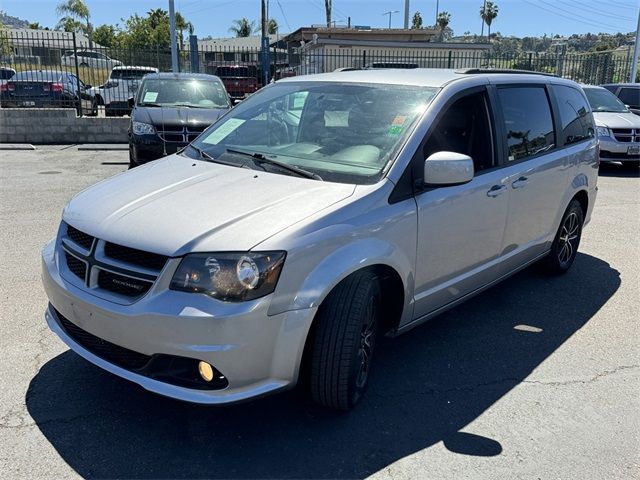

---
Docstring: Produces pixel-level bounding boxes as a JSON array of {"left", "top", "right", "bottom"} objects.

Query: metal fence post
[
  {"left": 189, "top": 35, "right": 199, "bottom": 73},
  {"left": 72, "top": 32, "right": 82, "bottom": 117},
  {"left": 447, "top": 50, "right": 452, "bottom": 69}
]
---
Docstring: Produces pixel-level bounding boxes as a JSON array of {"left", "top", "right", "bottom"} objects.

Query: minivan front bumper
[{"left": 42, "top": 240, "right": 316, "bottom": 404}]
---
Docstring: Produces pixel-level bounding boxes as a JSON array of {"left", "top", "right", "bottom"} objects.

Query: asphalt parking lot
[{"left": 0, "top": 147, "right": 638, "bottom": 479}]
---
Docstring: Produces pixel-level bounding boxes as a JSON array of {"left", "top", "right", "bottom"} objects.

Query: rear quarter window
[{"left": 553, "top": 85, "right": 595, "bottom": 146}]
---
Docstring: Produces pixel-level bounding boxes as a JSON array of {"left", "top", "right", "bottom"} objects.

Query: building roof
[
  {"left": 283, "top": 27, "right": 439, "bottom": 45},
  {"left": 6, "top": 28, "right": 99, "bottom": 48},
  {"left": 197, "top": 35, "right": 283, "bottom": 50}
]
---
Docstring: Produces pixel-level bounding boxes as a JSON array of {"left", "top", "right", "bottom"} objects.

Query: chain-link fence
[{"left": 0, "top": 29, "right": 635, "bottom": 117}]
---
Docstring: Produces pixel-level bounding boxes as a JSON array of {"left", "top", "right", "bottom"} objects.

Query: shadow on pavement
[
  {"left": 598, "top": 162, "right": 639, "bottom": 178},
  {"left": 26, "top": 253, "right": 620, "bottom": 479}
]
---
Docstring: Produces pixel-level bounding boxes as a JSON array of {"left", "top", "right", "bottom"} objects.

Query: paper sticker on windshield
[
  {"left": 388, "top": 125, "right": 403, "bottom": 136},
  {"left": 392, "top": 115, "right": 407, "bottom": 125},
  {"left": 324, "top": 110, "right": 349, "bottom": 127},
  {"left": 202, "top": 118, "right": 246, "bottom": 145},
  {"left": 143, "top": 91, "right": 158, "bottom": 102}
]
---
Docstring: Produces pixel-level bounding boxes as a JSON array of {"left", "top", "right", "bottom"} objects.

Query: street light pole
[
  {"left": 168, "top": 0, "right": 178, "bottom": 72},
  {"left": 261, "top": 0, "right": 270, "bottom": 85},
  {"left": 382, "top": 10, "right": 399, "bottom": 29}
]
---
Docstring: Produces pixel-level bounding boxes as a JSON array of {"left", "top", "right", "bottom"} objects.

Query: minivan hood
[
  {"left": 133, "top": 105, "right": 228, "bottom": 126},
  {"left": 63, "top": 155, "right": 355, "bottom": 256},
  {"left": 593, "top": 111, "right": 640, "bottom": 129}
]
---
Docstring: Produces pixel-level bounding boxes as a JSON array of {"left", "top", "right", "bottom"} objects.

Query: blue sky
[{"left": 3, "top": 0, "right": 639, "bottom": 38}]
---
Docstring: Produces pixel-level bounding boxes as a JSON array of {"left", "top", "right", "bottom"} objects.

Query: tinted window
[
  {"left": 497, "top": 87, "right": 555, "bottom": 161},
  {"left": 554, "top": 85, "right": 594, "bottom": 145},
  {"left": 111, "top": 69, "right": 155, "bottom": 80},
  {"left": 0, "top": 69, "right": 15, "bottom": 80},
  {"left": 424, "top": 91, "right": 495, "bottom": 172},
  {"left": 617, "top": 88, "right": 639, "bottom": 107}
]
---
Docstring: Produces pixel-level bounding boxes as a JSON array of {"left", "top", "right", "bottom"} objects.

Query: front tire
[
  {"left": 539, "top": 199, "right": 584, "bottom": 275},
  {"left": 622, "top": 160, "right": 639, "bottom": 171},
  {"left": 309, "top": 270, "right": 381, "bottom": 410}
]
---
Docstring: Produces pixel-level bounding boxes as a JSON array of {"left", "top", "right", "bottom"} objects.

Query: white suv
[
  {"left": 89, "top": 66, "right": 159, "bottom": 116},
  {"left": 42, "top": 69, "right": 598, "bottom": 410}
]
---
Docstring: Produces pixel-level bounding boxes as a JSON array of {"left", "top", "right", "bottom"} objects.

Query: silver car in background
[
  {"left": 42, "top": 69, "right": 598, "bottom": 410},
  {"left": 583, "top": 85, "right": 640, "bottom": 170},
  {"left": 89, "top": 65, "right": 159, "bottom": 116}
]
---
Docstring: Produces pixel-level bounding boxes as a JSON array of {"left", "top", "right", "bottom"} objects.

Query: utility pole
[
  {"left": 168, "top": 0, "right": 178, "bottom": 72},
  {"left": 261, "top": 0, "right": 269, "bottom": 85},
  {"left": 631, "top": 9, "right": 640, "bottom": 83},
  {"left": 382, "top": 10, "right": 399, "bottom": 29},
  {"left": 435, "top": 0, "right": 439, "bottom": 24},
  {"left": 404, "top": 0, "right": 410, "bottom": 29}
]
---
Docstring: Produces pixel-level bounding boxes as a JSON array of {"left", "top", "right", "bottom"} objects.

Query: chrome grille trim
[
  {"left": 611, "top": 128, "right": 640, "bottom": 143},
  {"left": 157, "top": 124, "right": 208, "bottom": 143}
]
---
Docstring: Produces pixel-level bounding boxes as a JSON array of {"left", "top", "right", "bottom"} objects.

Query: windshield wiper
[
  {"left": 172, "top": 103, "right": 212, "bottom": 109},
  {"left": 224, "top": 148, "right": 323, "bottom": 181},
  {"left": 190, "top": 145, "right": 244, "bottom": 167}
]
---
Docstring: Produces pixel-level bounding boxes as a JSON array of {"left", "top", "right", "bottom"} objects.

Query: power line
[
  {"left": 522, "top": 0, "right": 625, "bottom": 33},
  {"left": 558, "top": 0, "right": 634, "bottom": 22},
  {"left": 536, "top": 0, "right": 630, "bottom": 30},
  {"left": 276, "top": 0, "right": 292, "bottom": 31}
]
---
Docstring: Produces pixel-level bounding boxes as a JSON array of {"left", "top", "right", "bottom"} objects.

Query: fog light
[{"left": 198, "top": 361, "right": 214, "bottom": 382}]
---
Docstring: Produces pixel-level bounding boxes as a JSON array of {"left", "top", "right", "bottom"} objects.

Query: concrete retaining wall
[{"left": 0, "top": 108, "right": 129, "bottom": 144}]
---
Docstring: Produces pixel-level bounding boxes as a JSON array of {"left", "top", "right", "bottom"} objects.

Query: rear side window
[
  {"left": 617, "top": 88, "right": 639, "bottom": 107},
  {"left": 554, "top": 85, "right": 595, "bottom": 146},
  {"left": 497, "top": 87, "right": 555, "bottom": 162}
]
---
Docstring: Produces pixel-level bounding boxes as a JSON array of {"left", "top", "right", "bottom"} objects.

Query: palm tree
[
  {"left": 268, "top": 18, "right": 278, "bottom": 35},
  {"left": 56, "top": 0, "right": 92, "bottom": 47},
  {"left": 175, "top": 12, "right": 193, "bottom": 50},
  {"left": 147, "top": 8, "right": 168, "bottom": 29},
  {"left": 325, "top": 0, "right": 332, "bottom": 28},
  {"left": 436, "top": 11, "right": 451, "bottom": 41},
  {"left": 479, "top": 1, "right": 498, "bottom": 42},
  {"left": 229, "top": 18, "right": 256, "bottom": 37}
]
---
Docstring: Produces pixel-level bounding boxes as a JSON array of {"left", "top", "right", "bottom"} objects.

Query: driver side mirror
[
  {"left": 84, "top": 84, "right": 92, "bottom": 89},
  {"left": 424, "top": 151, "right": 474, "bottom": 186},
  {"left": 128, "top": 97, "right": 135, "bottom": 109}
]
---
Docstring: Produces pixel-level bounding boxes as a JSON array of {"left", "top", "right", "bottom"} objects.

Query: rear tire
[
  {"left": 128, "top": 146, "right": 137, "bottom": 169},
  {"left": 539, "top": 199, "right": 584, "bottom": 275},
  {"left": 309, "top": 270, "right": 381, "bottom": 410}
]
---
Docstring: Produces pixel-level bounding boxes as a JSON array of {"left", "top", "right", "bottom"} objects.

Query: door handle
[
  {"left": 511, "top": 176, "right": 529, "bottom": 189},
  {"left": 486, "top": 185, "right": 507, "bottom": 197}
]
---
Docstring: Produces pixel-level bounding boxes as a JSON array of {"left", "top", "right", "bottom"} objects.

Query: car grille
[
  {"left": 66, "top": 224, "right": 95, "bottom": 250},
  {"left": 104, "top": 242, "right": 168, "bottom": 271},
  {"left": 65, "top": 251, "right": 87, "bottom": 280},
  {"left": 55, "top": 308, "right": 152, "bottom": 370},
  {"left": 60, "top": 223, "right": 168, "bottom": 301},
  {"left": 157, "top": 124, "right": 209, "bottom": 143},
  {"left": 612, "top": 128, "right": 640, "bottom": 143}
]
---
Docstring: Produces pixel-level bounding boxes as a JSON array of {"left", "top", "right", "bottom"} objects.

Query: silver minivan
[{"left": 42, "top": 69, "right": 598, "bottom": 410}]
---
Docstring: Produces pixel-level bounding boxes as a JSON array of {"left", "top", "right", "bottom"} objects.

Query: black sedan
[
  {"left": 128, "top": 72, "right": 231, "bottom": 167},
  {"left": 0, "top": 69, "right": 97, "bottom": 115}
]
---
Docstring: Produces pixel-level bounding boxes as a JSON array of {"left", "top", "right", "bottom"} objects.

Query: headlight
[
  {"left": 132, "top": 121, "right": 156, "bottom": 135},
  {"left": 596, "top": 126, "right": 610, "bottom": 138},
  {"left": 169, "top": 252, "right": 286, "bottom": 301}
]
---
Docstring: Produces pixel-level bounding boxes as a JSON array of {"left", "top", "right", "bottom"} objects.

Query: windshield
[
  {"left": 584, "top": 88, "right": 629, "bottom": 113},
  {"left": 137, "top": 78, "right": 230, "bottom": 108},
  {"left": 111, "top": 69, "right": 155, "bottom": 80},
  {"left": 186, "top": 81, "right": 438, "bottom": 184}
]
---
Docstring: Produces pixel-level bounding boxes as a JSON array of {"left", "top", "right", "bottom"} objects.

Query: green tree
[
  {"left": 175, "top": 12, "right": 193, "bottom": 49},
  {"left": 229, "top": 18, "right": 256, "bottom": 37},
  {"left": 92, "top": 24, "right": 119, "bottom": 48},
  {"left": 480, "top": 1, "right": 499, "bottom": 42},
  {"left": 268, "top": 18, "right": 278, "bottom": 34},
  {"left": 411, "top": 11, "right": 423, "bottom": 29},
  {"left": 56, "top": 0, "right": 92, "bottom": 47},
  {"left": 0, "top": 23, "right": 13, "bottom": 56},
  {"left": 27, "top": 22, "right": 42, "bottom": 29},
  {"left": 436, "top": 11, "right": 451, "bottom": 41}
]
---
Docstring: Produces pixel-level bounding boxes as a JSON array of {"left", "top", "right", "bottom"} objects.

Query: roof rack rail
[{"left": 455, "top": 68, "right": 557, "bottom": 77}]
